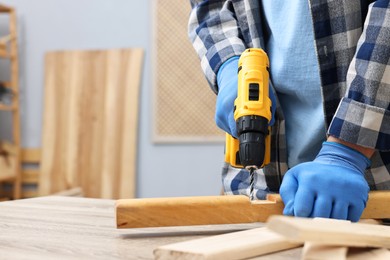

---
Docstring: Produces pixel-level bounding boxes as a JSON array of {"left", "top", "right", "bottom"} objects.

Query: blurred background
[{"left": 0, "top": 0, "right": 225, "bottom": 200}]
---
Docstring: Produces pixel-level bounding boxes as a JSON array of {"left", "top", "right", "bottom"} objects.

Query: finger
[
  {"left": 348, "top": 201, "right": 365, "bottom": 222},
  {"left": 330, "top": 201, "right": 348, "bottom": 220},
  {"left": 310, "top": 196, "right": 332, "bottom": 218},
  {"left": 294, "top": 188, "right": 315, "bottom": 217},
  {"left": 280, "top": 172, "right": 298, "bottom": 216}
]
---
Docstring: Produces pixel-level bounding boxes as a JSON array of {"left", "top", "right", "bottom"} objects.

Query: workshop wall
[{"left": 0, "top": 0, "right": 223, "bottom": 197}]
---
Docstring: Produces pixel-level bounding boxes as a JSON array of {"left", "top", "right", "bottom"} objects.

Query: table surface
[{"left": 0, "top": 196, "right": 301, "bottom": 259}]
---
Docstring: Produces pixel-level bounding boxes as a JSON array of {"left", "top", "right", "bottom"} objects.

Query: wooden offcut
[
  {"left": 267, "top": 215, "right": 390, "bottom": 248},
  {"left": 154, "top": 227, "right": 301, "bottom": 260},
  {"left": 40, "top": 49, "right": 144, "bottom": 199},
  {"left": 116, "top": 191, "right": 390, "bottom": 228}
]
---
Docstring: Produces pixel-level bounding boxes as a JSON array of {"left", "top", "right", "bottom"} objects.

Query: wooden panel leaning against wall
[{"left": 39, "top": 49, "right": 144, "bottom": 199}]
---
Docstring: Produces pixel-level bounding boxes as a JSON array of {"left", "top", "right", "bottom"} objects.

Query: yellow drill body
[{"left": 225, "top": 48, "right": 272, "bottom": 171}]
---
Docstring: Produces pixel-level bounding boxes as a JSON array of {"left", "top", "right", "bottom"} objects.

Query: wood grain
[
  {"left": 154, "top": 227, "right": 301, "bottom": 260},
  {"left": 40, "top": 49, "right": 144, "bottom": 199},
  {"left": 116, "top": 194, "right": 284, "bottom": 228},
  {"left": 267, "top": 215, "right": 390, "bottom": 248},
  {"left": 361, "top": 190, "right": 390, "bottom": 219},
  {"left": 302, "top": 243, "right": 390, "bottom": 260},
  {"left": 116, "top": 191, "right": 390, "bottom": 228},
  {"left": 302, "top": 242, "right": 349, "bottom": 260},
  {"left": 0, "top": 196, "right": 301, "bottom": 259}
]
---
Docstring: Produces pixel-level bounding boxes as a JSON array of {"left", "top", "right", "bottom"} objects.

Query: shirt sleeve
[
  {"left": 188, "top": 0, "right": 246, "bottom": 93},
  {"left": 328, "top": 1, "right": 390, "bottom": 151}
]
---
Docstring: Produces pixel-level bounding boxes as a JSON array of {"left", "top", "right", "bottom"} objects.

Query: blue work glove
[
  {"left": 280, "top": 141, "right": 371, "bottom": 222},
  {"left": 216, "top": 56, "right": 276, "bottom": 138}
]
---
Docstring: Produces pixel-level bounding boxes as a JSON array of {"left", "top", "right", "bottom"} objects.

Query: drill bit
[{"left": 249, "top": 167, "right": 256, "bottom": 201}]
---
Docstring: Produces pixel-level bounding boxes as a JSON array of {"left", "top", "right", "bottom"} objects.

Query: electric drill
[{"left": 224, "top": 48, "right": 272, "bottom": 201}]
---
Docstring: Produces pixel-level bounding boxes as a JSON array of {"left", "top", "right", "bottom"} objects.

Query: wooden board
[
  {"left": 154, "top": 227, "right": 301, "bottom": 260},
  {"left": 116, "top": 194, "right": 283, "bottom": 228},
  {"left": 302, "top": 243, "right": 348, "bottom": 260},
  {"left": 40, "top": 49, "right": 144, "bottom": 199},
  {"left": 302, "top": 243, "right": 390, "bottom": 260},
  {"left": 267, "top": 216, "right": 390, "bottom": 248},
  {"left": 116, "top": 191, "right": 390, "bottom": 228}
]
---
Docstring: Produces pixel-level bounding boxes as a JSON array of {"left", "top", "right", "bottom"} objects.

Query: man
[{"left": 188, "top": 0, "right": 390, "bottom": 221}]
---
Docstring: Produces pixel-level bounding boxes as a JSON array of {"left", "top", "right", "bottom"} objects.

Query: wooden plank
[
  {"left": 116, "top": 191, "right": 390, "bottom": 228},
  {"left": 0, "top": 196, "right": 301, "bottom": 259},
  {"left": 22, "top": 169, "right": 39, "bottom": 184},
  {"left": 267, "top": 215, "right": 390, "bottom": 248},
  {"left": 21, "top": 148, "right": 41, "bottom": 163},
  {"left": 154, "top": 227, "right": 301, "bottom": 260},
  {"left": 302, "top": 243, "right": 348, "bottom": 260},
  {"left": 116, "top": 194, "right": 284, "bottom": 228},
  {"left": 348, "top": 248, "right": 390, "bottom": 260},
  {"left": 302, "top": 243, "right": 390, "bottom": 260},
  {"left": 361, "top": 190, "right": 390, "bottom": 219},
  {"left": 40, "top": 49, "right": 144, "bottom": 199}
]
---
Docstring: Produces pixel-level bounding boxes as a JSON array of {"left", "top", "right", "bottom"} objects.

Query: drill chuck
[{"left": 236, "top": 115, "right": 269, "bottom": 169}]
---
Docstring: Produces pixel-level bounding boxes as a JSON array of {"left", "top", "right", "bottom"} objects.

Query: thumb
[{"left": 280, "top": 170, "right": 298, "bottom": 216}]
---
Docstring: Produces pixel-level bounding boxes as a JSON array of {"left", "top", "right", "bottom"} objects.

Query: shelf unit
[{"left": 0, "top": 4, "right": 21, "bottom": 199}]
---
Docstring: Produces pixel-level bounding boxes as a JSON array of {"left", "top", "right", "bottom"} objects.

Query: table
[{"left": 0, "top": 196, "right": 301, "bottom": 259}]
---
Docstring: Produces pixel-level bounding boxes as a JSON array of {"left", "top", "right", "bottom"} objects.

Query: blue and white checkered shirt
[{"left": 188, "top": 0, "right": 390, "bottom": 197}]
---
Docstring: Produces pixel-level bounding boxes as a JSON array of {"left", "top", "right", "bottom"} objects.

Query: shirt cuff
[{"left": 328, "top": 97, "right": 390, "bottom": 151}]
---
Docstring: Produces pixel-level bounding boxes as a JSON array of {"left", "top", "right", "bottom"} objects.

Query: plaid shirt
[{"left": 188, "top": 0, "right": 390, "bottom": 195}]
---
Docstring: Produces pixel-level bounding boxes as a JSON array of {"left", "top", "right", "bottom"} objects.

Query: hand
[
  {"left": 280, "top": 142, "right": 371, "bottom": 222},
  {"left": 216, "top": 56, "right": 276, "bottom": 138}
]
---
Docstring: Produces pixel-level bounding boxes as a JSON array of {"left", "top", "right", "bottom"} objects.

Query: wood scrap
[
  {"left": 302, "top": 243, "right": 390, "bottom": 260},
  {"left": 267, "top": 215, "right": 390, "bottom": 248},
  {"left": 302, "top": 242, "right": 349, "bottom": 260},
  {"left": 347, "top": 248, "right": 390, "bottom": 260},
  {"left": 154, "top": 227, "right": 301, "bottom": 260}
]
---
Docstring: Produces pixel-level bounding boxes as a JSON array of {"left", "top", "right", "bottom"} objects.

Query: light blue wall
[{"left": 0, "top": 0, "right": 224, "bottom": 197}]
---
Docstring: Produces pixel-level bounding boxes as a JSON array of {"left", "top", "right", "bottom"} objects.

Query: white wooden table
[{"left": 0, "top": 196, "right": 301, "bottom": 259}]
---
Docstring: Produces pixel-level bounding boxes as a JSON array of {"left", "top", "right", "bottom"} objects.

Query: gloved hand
[
  {"left": 216, "top": 56, "right": 276, "bottom": 138},
  {"left": 280, "top": 141, "right": 371, "bottom": 222}
]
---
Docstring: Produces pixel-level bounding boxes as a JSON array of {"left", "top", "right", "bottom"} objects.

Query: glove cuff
[{"left": 315, "top": 141, "right": 371, "bottom": 173}]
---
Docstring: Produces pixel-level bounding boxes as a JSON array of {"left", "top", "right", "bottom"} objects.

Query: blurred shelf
[{"left": 0, "top": 3, "right": 22, "bottom": 199}]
